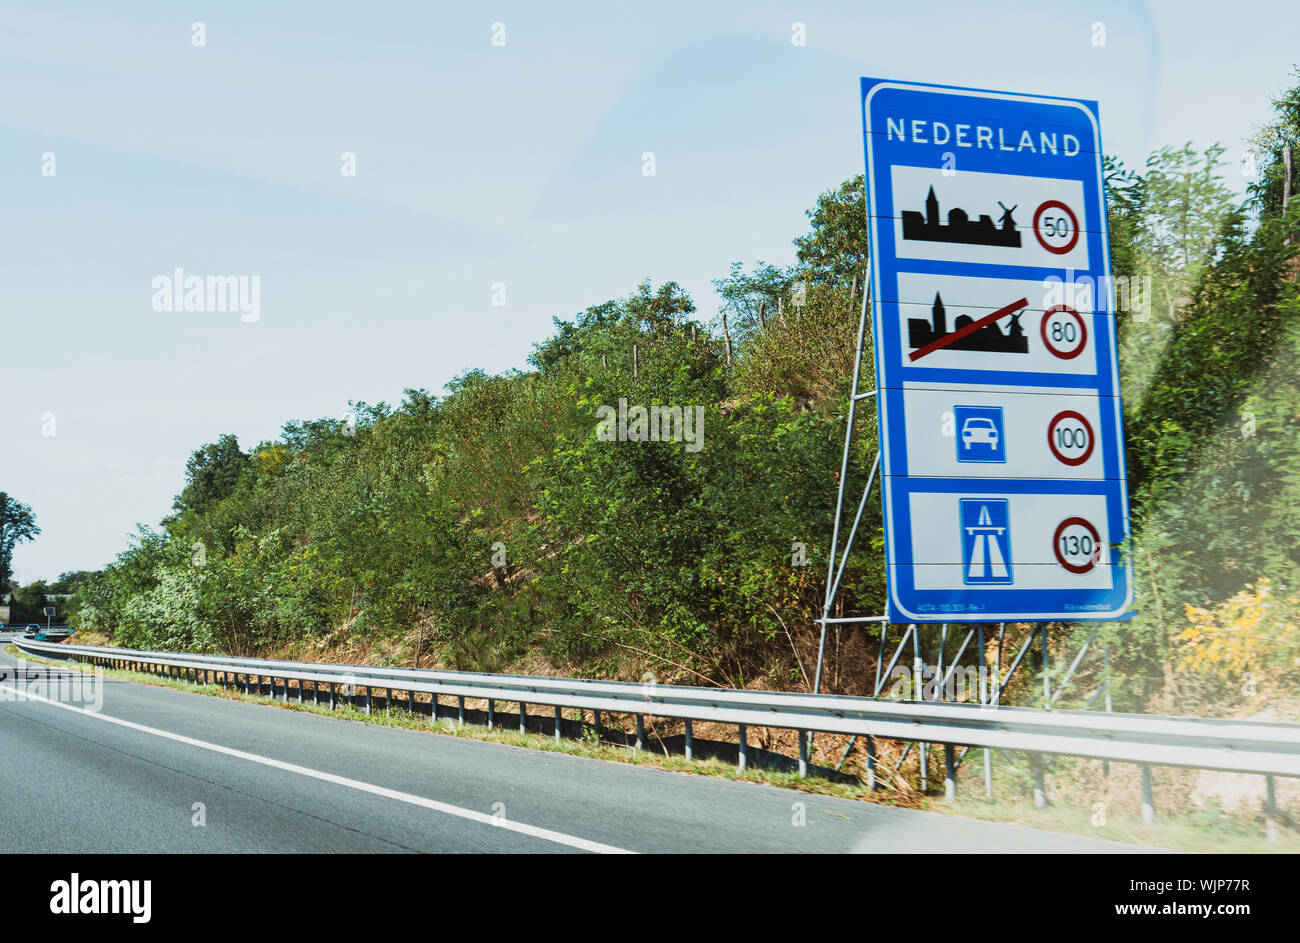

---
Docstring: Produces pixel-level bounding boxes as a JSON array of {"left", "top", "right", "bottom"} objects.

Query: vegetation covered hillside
[{"left": 45, "top": 74, "right": 1300, "bottom": 717}]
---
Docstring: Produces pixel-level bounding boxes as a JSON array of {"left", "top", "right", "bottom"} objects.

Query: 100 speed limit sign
[{"left": 1048, "top": 410, "right": 1094, "bottom": 466}]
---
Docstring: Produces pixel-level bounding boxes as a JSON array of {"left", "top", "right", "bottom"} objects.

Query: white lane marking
[{"left": 1, "top": 682, "right": 634, "bottom": 854}]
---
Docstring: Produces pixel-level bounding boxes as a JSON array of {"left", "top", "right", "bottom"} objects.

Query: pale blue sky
[{"left": 3, "top": 0, "right": 1298, "bottom": 583}]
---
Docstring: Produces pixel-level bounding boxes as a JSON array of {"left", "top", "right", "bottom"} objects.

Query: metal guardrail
[{"left": 14, "top": 637, "right": 1300, "bottom": 784}]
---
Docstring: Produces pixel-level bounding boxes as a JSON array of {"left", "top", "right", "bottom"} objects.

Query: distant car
[{"left": 961, "top": 417, "right": 999, "bottom": 449}]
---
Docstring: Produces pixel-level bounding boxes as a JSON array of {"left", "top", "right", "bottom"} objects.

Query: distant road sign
[
  {"left": 862, "top": 77, "right": 1133, "bottom": 622},
  {"left": 43, "top": 606, "right": 56, "bottom": 617}
]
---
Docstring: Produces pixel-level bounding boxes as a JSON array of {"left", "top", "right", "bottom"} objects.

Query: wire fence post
[{"left": 1265, "top": 775, "right": 1279, "bottom": 843}]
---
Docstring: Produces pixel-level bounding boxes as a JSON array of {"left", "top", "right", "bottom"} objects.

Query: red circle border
[
  {"left": 1040, "top": 305, "right": 1088, "bottom": 360},
  {"left": 1033, "top": 199, "right": 1081, "bottom": 254},
  {"left": 1047, "top": 410, "right": 1096, "bottom": 466},
  {"left": 1053, "top": 517, "right": 1102, "bottom": 574}
]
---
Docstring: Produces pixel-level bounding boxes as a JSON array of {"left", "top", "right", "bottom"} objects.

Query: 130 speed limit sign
[{"left": 1053, "top": 517, "right": 1102, "bottom": 573}]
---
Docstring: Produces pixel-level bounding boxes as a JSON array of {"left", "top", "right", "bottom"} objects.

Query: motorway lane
[{"left": 0, "top": 644, "right": 1156, "bottom": 853}]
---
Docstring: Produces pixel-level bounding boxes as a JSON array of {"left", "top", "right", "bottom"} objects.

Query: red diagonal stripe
[{"left": 908, "top": 297, "right": 1030, "bottom": 362}]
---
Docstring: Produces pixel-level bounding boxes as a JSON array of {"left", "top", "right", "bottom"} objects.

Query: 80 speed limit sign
[{"left": 1040, "top": 305, "right": 1088, "bottom": 359}]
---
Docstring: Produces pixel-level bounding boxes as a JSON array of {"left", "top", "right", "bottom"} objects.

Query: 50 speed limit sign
[{"left": 1033, "top": 200, "right": 1080, "bottom": 254}]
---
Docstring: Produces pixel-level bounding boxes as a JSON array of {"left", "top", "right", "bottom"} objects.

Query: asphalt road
[{"left": 0, "top": 640, "right": 1156, "bottom": 853}]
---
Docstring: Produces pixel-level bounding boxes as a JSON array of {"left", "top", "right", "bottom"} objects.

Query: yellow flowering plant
[{"left": 1177, "top": 578, "right": 1300, "bottom": 680}]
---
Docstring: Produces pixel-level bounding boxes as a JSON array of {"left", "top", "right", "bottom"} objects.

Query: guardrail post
[
  {"left": 944, "top": 744, "right": 956, "bottom": 800},
  {"left": 458, "top": 696, "right": 465, "bottom": 727},
  {"left": 244, "top": 674, "right": 250, "bottom": 695},
  {"left": 592, "top": 710, "right": 601, "bottom": 742},
  {"left": 329, "top": 683, "right": 336, "bottom": 710},
  {"left": 635, "top": 715, "right": 645, "bottom": 751},
  {"left": 282, "top": 678, "right": 288, "bottom": 703},
  {"left": 364, "top": 687, "right": 372, "bottom": 715},
  {"left": 488, "top": 699, "right": 495, "bottom": 730},
  {"left": 386, "top": 688, "right": 392, "bottom": 714},
  {"left": 738, "top": 724, "right": 748, "bottom": 772},
  {"left": 1140, "top": 765, "right": 1155, "bottom": 825},
  {"left": 1265, "top": 775, "right": 1279, "bottom": 842},
  {"left": 554, "top": 706, "right": 562, "bottom": 742},
  {"left": 519, "top": 702, "right": 527, "bottom": 734},
  {"left": 866, "top": 735, "right": 877, "bottom": 790},
  {"left": 297, "top": 679, "right": 303, "bottom": 703},
  {"left": 797, "top": 731, "right": 808, "bottom": 777},
  {"left": 408, "top": 689, "right": 415, "bottom": 715},
  {"left": 1032, "top": 754, "right": 1046, "bottom": 807},
  {"left": 683, "top": 718, "right": 692, "bottom": 760}
]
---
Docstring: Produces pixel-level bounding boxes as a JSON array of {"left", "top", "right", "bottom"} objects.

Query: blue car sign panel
[{"left": 861, "top": 78, "right": 1133, "bottom": 622}]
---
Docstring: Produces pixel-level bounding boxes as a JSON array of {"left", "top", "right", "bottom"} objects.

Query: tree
[
  {"left": 0, "top": 492, "right": 40, "bottom": 592},
  {"left": 173, "top": 434, "right": 252, "bottom": 517},
  {"left": 11, "top": 580, "right": 50, "bottom": 624},
  {"left": 711, "top": 261, "right": 792, "bottom": 346},
  {"left": 793, "top": 175, "right": 868, "bottom": 289},
  {"left": 1248, "top": 66, "right": 1300, "bottom": 222}
]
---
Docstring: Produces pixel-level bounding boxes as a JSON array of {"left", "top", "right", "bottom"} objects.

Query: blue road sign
[
  {"left": 960, "top": 499, "right": 1013, "bottom": 585},
  {"left": 954, "top": 405, "right": 1005, "bottom": 463},
  {"left": 861, "top": 78, "right": 1133, "bottom": 622}
]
